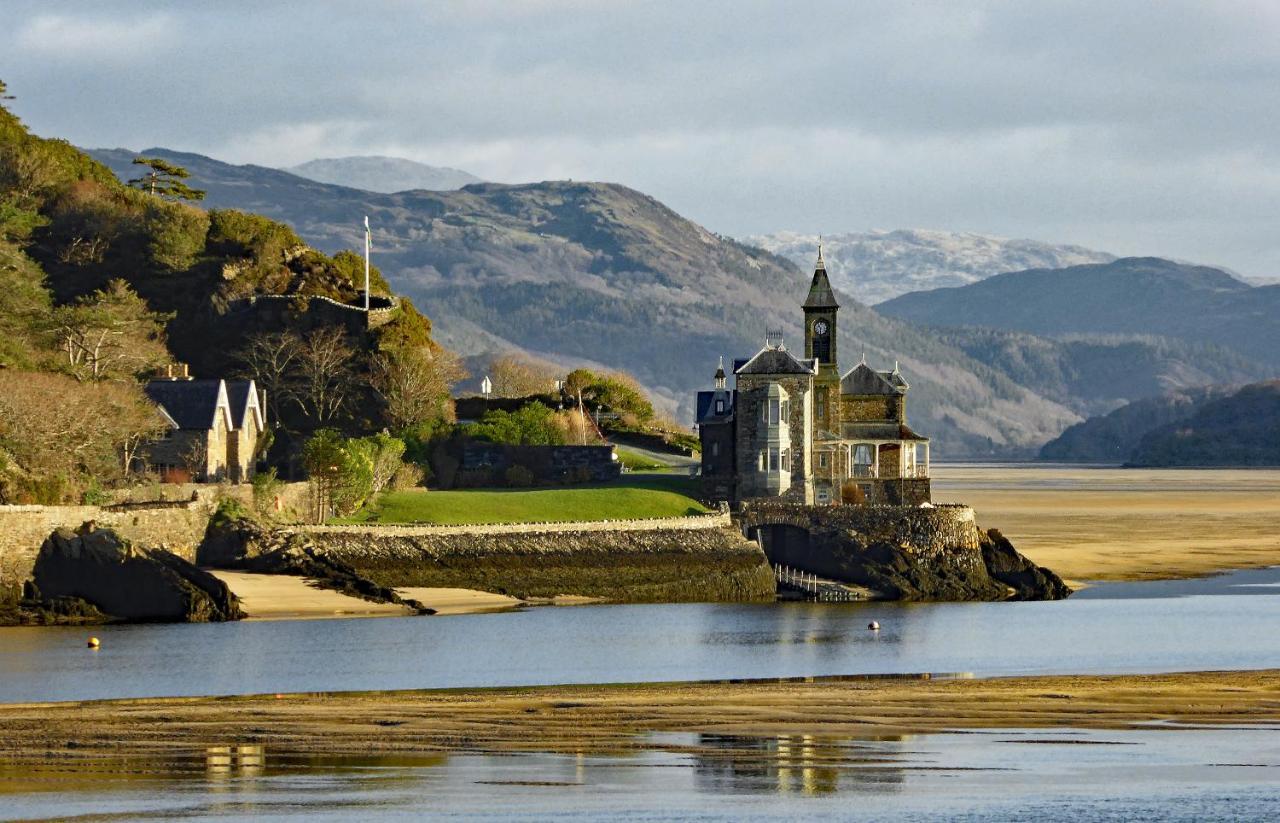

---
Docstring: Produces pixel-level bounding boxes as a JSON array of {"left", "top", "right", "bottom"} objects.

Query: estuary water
[
  {"left": 1, "top": 567, "right": 1278, "bottom": 704},
  {"left": 4, "top": 726, "right": 1280, "bottom": 821}
]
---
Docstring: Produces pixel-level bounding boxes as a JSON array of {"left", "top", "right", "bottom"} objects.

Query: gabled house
[{"left": 143, "top": 370, "right": 265, "bottom": 483}]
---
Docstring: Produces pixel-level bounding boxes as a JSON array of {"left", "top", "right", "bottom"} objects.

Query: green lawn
[
  {"left": 613, "top": 447, "right": 669, "bottom": 471},
  {"left": 340, "top": 475, "right": 710, "bottom": 525}
]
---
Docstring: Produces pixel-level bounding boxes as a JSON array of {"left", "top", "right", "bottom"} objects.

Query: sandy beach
[
  {"left": 1, "top": 669, "right": 1277, "bottom": 763},
  {"left": 934, "top": 465, "right": 1280, "bottom": 583},
  {"left": 210, "top": 572, "right": 596, "bottom": 619}
]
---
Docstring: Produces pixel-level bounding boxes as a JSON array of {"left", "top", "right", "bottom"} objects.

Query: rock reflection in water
[{"left": 692, "top": 733, "right": 908, "bottom": 796}]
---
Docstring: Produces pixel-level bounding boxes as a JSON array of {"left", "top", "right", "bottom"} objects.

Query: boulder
[
  {"left": 32, "top": 524, "right": 244, "bottom": 622},
  {"left": 980, "top": 529, "right": 1072, "bottom": 600}
]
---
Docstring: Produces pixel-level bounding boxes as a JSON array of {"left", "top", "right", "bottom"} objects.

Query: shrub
[
  {"left": 144, "top": 199, "right": 209, "bottom": 271},
  {"left": 390, "top": 462, "right": 425, "bottom": 490},
  {"left": 465, "top": 403, "right": 566, "bottom": 446},
  {"left": 504, "top": 465, "right": 535, "bottom": 487},
  {"left": 211, "top": 496, "right": 252, "bottom": 527},
  {"left": 251, "top": 467, "right": 284, "bottom": 516}
]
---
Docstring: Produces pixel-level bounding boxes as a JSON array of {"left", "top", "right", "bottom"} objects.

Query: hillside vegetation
[
  {"left": 0, "top": 85, "right": 451, "bottom": 502},
  {"left": 877, "top": 257, "right": 1280, "bottom": 370},
  {"left": 1128, "top": 381, "right": 1280, "bottom": 467}
]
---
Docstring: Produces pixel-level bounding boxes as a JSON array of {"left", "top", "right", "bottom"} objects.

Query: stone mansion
[{"left": 697, "top": 249, "right": 931, "bottom": 506}]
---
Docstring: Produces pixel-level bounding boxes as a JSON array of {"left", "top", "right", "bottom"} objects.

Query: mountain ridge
[
  {"left": 875, "top": 257, "right": 1280, "bottom": 369},
  {"left": 748, "top": 228, "right": 1116, "bottom": 304},
  {"left": 85, "top": 147, "right": 1273, "bottom": 457},
  {"left": 286, "top": 155, "right": 482, "bottom": 193}
]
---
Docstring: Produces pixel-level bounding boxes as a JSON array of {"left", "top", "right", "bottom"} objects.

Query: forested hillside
[
  {"left": 0, "top": 85, "right": 452, "bottom": 503},
  {"left": 877, "top": 258, "right": 1280, "bottom": 369},
  {"left": 1128, "top": 381, "right": 1280, "bottom": 467}
]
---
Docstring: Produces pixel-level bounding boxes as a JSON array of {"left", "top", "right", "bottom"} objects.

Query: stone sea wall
[{"left": 284, "top": 513, "right": 775, "bottom": 603}]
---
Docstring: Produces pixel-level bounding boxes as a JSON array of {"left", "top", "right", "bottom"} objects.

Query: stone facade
[
  {"left": 697, "top": 248, "right": 931, "bottom": 507},
  {"left": 143, "top": 377, "right": 264, "bottom": 483}
]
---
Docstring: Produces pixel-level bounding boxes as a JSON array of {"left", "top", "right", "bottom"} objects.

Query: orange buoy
[{"left": 87, "top": 636, "right": 101, "bottom": 649}]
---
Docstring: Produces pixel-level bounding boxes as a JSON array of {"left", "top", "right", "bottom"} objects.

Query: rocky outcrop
[
  {"left": 30, "top": 524, "right": 243, "bottom": 623},
  {"left": 980, "top": 529, "right": 1072, "bottom": 600},
  {"left": 199, "top": 517, "right": 432, "bottom": 613},
  {"left": 738, "top": 502, "right": 1071, "bottom": 602}
]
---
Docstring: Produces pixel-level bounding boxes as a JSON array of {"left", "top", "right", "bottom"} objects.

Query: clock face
[{"left": 814, "top": 320, "right": 829, "bottom": 336}]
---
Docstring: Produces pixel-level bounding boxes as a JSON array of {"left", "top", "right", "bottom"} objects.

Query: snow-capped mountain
[{"left": 746, "top": 229, "right": 1116, "bottom": 305}]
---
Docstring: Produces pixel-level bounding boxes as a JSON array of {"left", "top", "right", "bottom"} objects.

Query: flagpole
[{"left": 363, "top": 215, "right": 371, "bottom": 312}]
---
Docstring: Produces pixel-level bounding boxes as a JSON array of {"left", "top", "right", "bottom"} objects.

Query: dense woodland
[{"left": 0, "top": 82, "right": 460, "bottom": 505}]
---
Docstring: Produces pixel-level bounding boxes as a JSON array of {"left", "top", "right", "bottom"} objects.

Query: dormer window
[{"left": 715, "top": 398, "right": 725, "bottom": 415}]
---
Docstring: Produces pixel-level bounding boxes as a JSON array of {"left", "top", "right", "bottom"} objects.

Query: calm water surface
[
  {"left": 3, "top": 727, "right": 1279, "bottom": 821},
  {"left": 1, "top": 567, "right": 1278, "bottom": 704}
]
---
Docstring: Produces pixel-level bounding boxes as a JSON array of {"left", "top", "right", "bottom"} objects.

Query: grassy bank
[{"left": 340, "top": 475, "right": 710, "bottom": 525}]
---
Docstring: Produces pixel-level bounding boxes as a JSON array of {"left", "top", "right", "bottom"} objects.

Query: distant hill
[
  {"left": 1039, "top": 386, "right": 1236, "bottom": 462},
  {"left": 286, "top": 156, "right": 481, "bottom": 192},
  {"left": 86, "top": 148, "right": 1269, "bottom": 457},
  {"left": 876, "top": 257, "right": 1280, "bottom": 369},
  {"left": 746, "top": 229, "right": 1115, "bottom": 304},
  {"left": 1127, "top": 381, "right": 1280, "bottom": 466}
]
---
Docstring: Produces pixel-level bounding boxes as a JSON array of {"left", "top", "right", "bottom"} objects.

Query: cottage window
[
  {"left": 818, "top": 452, "right": 829, "bottom": 469},
  {"left": 715, "top": 398, "right": 725, "bottom": 415},
  {"left": 781, "top": 448, "right": 790, "bottom": 472},
  {"left": 768, "top": 399, "right": 781, "bottom": 424},
  {"left": 781, "top": 400, "right": 789, "bottom": 421},
  {"left": 768, "top": 447, "right": 780, "bottom": 471},
  {"left": 758, "top": 451, "right": 766, "bottom": 471}
]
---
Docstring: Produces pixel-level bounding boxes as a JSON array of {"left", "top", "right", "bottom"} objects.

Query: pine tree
[{"left": 127, "top": 157, "right": 205, "bottom": 201}]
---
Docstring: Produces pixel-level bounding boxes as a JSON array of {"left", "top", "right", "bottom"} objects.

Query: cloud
[
  {"left": 5, "top": 1, "right": 1280, "bottom": 276},
  {"left": 14, "top": 12, "right": 177, "bottom": 62}
]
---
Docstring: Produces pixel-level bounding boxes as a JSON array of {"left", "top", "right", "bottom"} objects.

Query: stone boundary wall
[
  {"left": 293, "top": 506, "right": 731, "bottom": 538},
  {"left": 0, "top": 482, "right": 311, "bottom": 592},
  {"left": 735, "top": 502, "right": 980, "bottom": 552},
  {"left": 229, "top": 294, "right": 401, "bottom": 330}
]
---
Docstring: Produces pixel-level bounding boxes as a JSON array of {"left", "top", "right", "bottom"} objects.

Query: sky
[{"left": 4, "top": 0, "right": 1280, "bottom": 278}]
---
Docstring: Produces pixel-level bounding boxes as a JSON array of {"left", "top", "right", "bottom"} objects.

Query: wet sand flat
[
  {"left": 933, "top": 465, "right": 1280, "bottom": 582},
  {"left": 1, "top": 669, "right": 1277, "bottom": 762}
]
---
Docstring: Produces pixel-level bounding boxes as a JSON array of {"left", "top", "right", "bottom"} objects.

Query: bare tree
[
  {"left": 292, "top": 326, "right": 355, "bottom": 424},
  {"left": 371, "top": 346, "right": 466, "bottom": 430},
  {"left": 50, "top": 279, "right": 171, "bottom": 382},
  {"left": 235, "top": 330, "right": 302, "bottom": 425},
  {"left": 489, "top": 354, "right": 558, "bottom": 397}
]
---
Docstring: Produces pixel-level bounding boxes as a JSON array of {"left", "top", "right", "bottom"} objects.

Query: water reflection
[{"left": 691, "top": 733, "right": 911, "bottom": 796}]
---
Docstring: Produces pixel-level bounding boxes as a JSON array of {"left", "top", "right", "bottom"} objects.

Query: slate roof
[
  {"left": 225, "top": 380, "right": 263, "bottom": 429},
  {"left": 841, "top": 362, "right": 909, "bottom": 395},
  {"left": 803, "top": 259, "right": 840, "bottom": 309},
  {"left": 144, "top": 379, "right": 228, "bottom": 430},
  {"left": 734, "top": 346, "right": 818, "bottom": 376},
  {"left": 842, "top": 422, "right": 930, "bottom": 442},
  {"left": 696, "top": 389, "right": 735, "bottom": 424}
]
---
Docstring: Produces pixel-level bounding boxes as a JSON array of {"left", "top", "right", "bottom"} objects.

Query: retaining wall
[
  {"left": 283, "top": 509, "right": 773, "bottom": 603},
  {"left": 0, "top": 483, "right": 311, "bottom": 594}
]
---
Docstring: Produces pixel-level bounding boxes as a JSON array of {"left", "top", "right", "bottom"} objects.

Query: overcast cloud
[{"left": 4, "top": 0, "right": 1279, "bottom": 276}]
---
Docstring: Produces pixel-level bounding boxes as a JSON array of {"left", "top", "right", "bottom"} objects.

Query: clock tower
[
  {"left": 803, "top": 245, "right": 841, "bottom": 447},
  {"left": 803, "top": 245, "right": 839, "bottom": 368}
]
